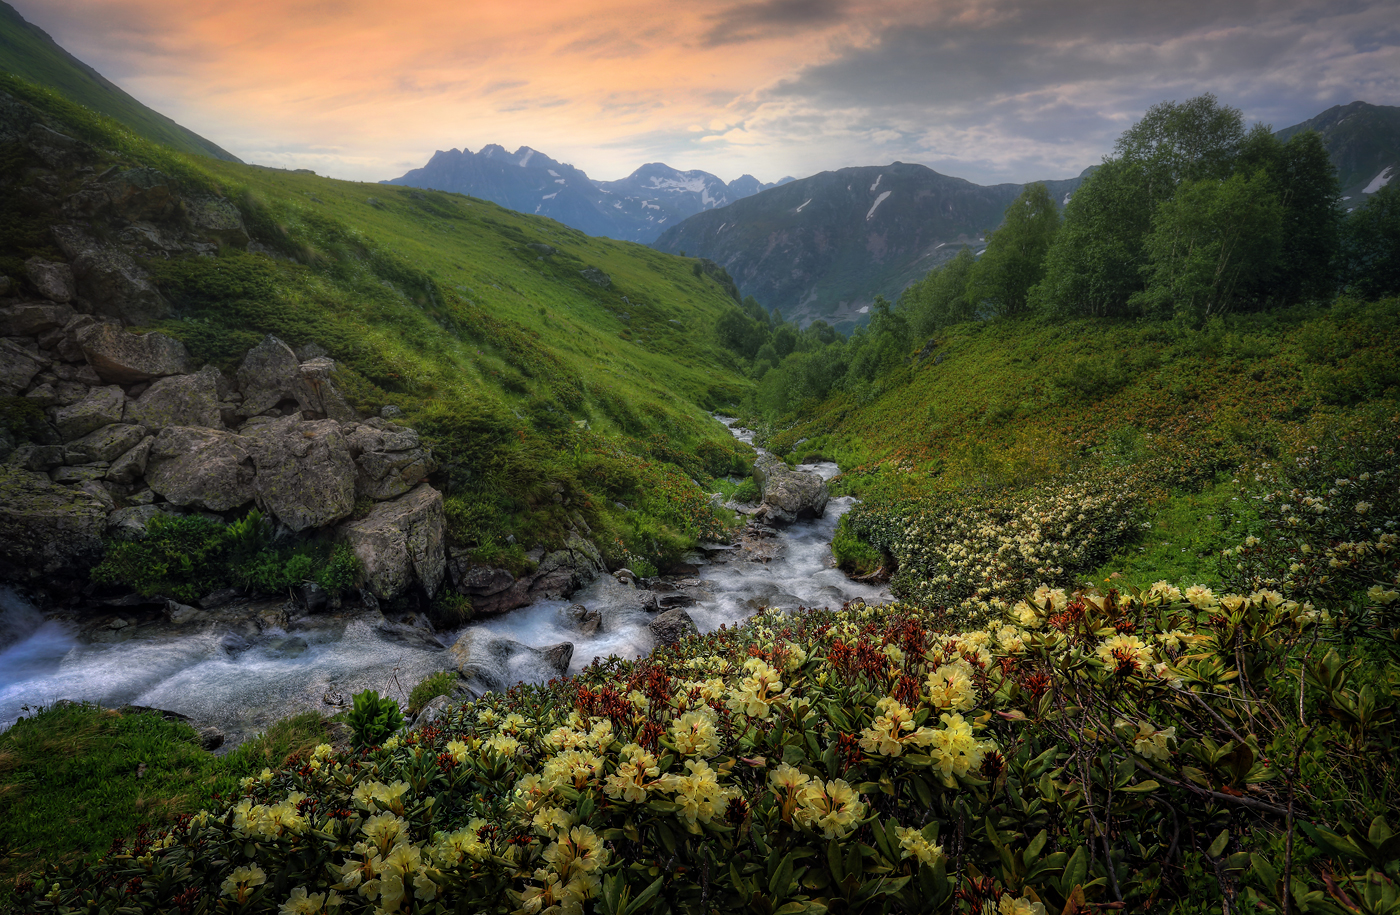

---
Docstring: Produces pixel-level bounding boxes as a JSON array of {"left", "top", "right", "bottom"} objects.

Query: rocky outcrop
[
  {"left": 649, "top": 607, "right": 698, "bottom": 645},
  {"left": 245, "top": 415, "right": 356, "bottom": 531},
  {"left": 76, "top": 324, "right": 192, "bottom": 384},
  {"left": 345, "top": 420, "right": 434, "bottom": 501},
  {"left": 752, "top": 454, "right": 829, "bottom": 526},
  {"left": 447, "top": 629, "right": 573, "bottom": 696},
  {"left": 236, "top": 335, "right": 301, "bottom": 417},
  {"left": 0, "top": 464, "right": 108, "bottom": 580},
  {"left": 65, "top": 423, "right": 147, "bottom": 464},
  {"left": 144, "top": 426, "right": 256, "bottom": 512},
  {"left": 447, "top": 532, "right": 604, "bottom": 616},
  {"left": 295, "top": 358, "right": 356, "bottom": 423},
  {"left": 53, "top": 386, "right": 126, "bottom": 441},
  {"left": 339, "top": 484, "right": 446, "bottom": 600},
  {"left": 124, "top": 367, "right": 223, "bottom": 430},
  {"left": 24, "top": 258, "right": 74, "bottom": 303}
]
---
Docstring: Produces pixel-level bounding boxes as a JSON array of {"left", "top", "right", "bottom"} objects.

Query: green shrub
[
  {"left": 733, "top": 478, "right": 761, "bottom": 503},
  {"left": 831, "top": 514, "right": 883, "bottom": 575},
  {"left": 407, "top": 671, "right": 461, "bottom": 716},
  {"left": 345, "top": 689, "right": 403, "bottom": 749},
  {"left": 91, "top": 513, "right": 233, "bottom": 601},
  {"left": 428, "top": 589, "right": 472, "bottom": 629},
  {"left": 316, "top": 543, "right": 362, "bottom": 597}
]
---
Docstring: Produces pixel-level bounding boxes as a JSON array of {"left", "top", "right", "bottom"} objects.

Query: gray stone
[
  {"left": 413, "top": 693, "right": 456, "bottom": 729},
  {"left": 104, "top": 168, "right": 179, "bottom": 222},
  {"left": 8, "top": 444, "right": 65, "bottom": 471},
  {"left": 106, "top": 435, "right": 153, "bottom": 484},
  {"left": 70, "top": 247, "right": 170, "bottom": 326},
  {"left": 446, "top": 629, "right": 573, "bottom": 695},
  {"left": 648, "top": 607, "right": 699, "bottom": 645},
  {"left": 22, "top": 383, "right": 60, "bottom": 408},
  {"left": 579, "top": 267, "right": 611, "bottom": 288},
  {"left": 0, "top": 338, "right": 41, "bottom": 395},
  {"left": 527, "top": 532, "right": 604, "bottom": 600},
  {"left": 23, "top": 258, "right": 74, "bottom": 303},
  {"left": 0, "top": 302, "right": 75, "bottom": 337},
  {"left": 338, "top": 483, "right": 446, "bottom": 600},
  {"left": 107, "top": 503, "right": 174, "bottom": 540},
  {"left": 76, "top": 324, "right": 193, "bottom": 385},
  {"left": 345, "top": 422, "right": 433, "bottom": 501},
  {"left": 53, "top": 385, "right": 127, "bottom": 441},
  {"left": 124, "top": 367, "right": 222, "bottom": 431},
  {"left": 236, "top": 335, "right": 300, "bottom": 417},
  {"left": 293, "top": 357, "right": 356, "bottom": 422},
  {"left": 245, "top": 414, "right": 355, "bottom": 531},
  {"left": 53, "top": 364, "right": 100, "bottom": 386},
  {"left": 184, "top": 196, "right": 249, "bottom": 247},
  {"left": 379, "top": 405, "right": 404, "bottom": 419},
  {"left": 77, "top": 480, "right": 116, "bottom": 512},
  {"left": 65, "top": 423, "right": 147, "bottom": 464},
  {"left": 51, "top": 462, "right": 109, "bottom": 484},
  {"left": 752, "top": 454, "right": 829, "bottom": 526},
  {"left": 145, "top": 426, "right": 255, "bottom": 511},
  {"left": 0, "top": 464, "right": 107, "bottom": 579}
]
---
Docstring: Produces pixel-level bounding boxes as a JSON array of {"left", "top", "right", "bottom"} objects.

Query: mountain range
[{"left": 383, "top": 145, "right": 793, "bottom": 244}]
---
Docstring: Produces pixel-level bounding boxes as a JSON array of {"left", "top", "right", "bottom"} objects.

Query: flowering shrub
[{"left": 15, "top": 579, "right": 1399, "bottom": 914}]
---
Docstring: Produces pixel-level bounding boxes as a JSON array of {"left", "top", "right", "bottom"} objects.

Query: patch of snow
[
  {"left": 541, "top": 192, "right": 557, "bottom": 200},
  {"left": 554, "top": 178, "right": 566, "bottom": 185},
  {"left": 1063, "top": 192, "right": 1072, "bottom": 205},
  {"left": 643, "top": 201, "right": 661, "bottom": 210},
  {"left": 717, "top": 223, "right": 726, "bottom": 234},
  {"left": 858, "top": 305, "right": 870, "bottom": 314},
  {"left": 866, "top": 191, "right": 892, "bottom": 221},
  {"left": 648, "top": 175, "right": 709, "bottom": 193},
  {"left": 974, "top": 248, "right": 986, "bottom": 256},
  {"left": 548, "top": 169, "right": 560, "bottom": 177},
  {"left": 1363, "top": 167, "right": 1393, "bottom": 194},
  {"left": 934, "top": 242, "right": 946, "bottom": 249},
  {"left": 1343, "top": 196, "right": 1351, "bottom": 200},
  {"left": 614, "top": 202, "right": 623, "bottom": 209},
  {"left": 795, "top": 198, "right": 812, "bottom": 213},
  {"left": 518, "top": 149, "right": 535, "bottom": 168},
  {"left": 870, "top": 174, "right": 882, "bottom": 192}
]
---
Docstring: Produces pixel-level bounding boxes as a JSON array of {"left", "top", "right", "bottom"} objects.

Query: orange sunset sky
[{"left": 12, "top": 0, "right": 1400, "bottom": 185}]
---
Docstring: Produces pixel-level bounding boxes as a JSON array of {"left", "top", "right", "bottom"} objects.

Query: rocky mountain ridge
[
  {"left": 1274, "top": 100, "right": 1399, "bottom": 206},
  {"left": 382, "top": 144, "right": 793, "bottom": 244}
]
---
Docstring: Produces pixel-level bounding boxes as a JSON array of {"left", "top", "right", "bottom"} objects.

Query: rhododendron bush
[{"left": 16, "top": 570, "right": 1398, "bottom": 914}]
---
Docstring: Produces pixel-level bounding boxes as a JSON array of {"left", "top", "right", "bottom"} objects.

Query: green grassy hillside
[
  {"left": 0, "top": 2, "right": 238, "bottom": 161},
  {"left": 1, "top": 73, "right": 756, "bottom": 571}
]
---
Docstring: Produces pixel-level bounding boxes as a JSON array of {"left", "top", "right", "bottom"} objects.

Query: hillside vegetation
[
  {"left": 0, "top": 73, "right": 758, "bottom": 575},
  {"left": 0, "top": 1, "right": 239, "bottom": 161}
]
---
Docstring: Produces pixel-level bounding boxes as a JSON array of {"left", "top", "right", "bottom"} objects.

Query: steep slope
[
  {"left": 1275, "top": 101, "right": 1399, "bottom": 204},
  {"left": 652, "top": 162, "right": 1089, "bottom": 329},
  {"left": 384, "top": 146, "right": 789, "bottom": 243},
  {"left": 0, "top": 0, "right": 239, "bottom": 162},
  {"left": 0, "top": 73, "right": 755, "bottom": 580}
]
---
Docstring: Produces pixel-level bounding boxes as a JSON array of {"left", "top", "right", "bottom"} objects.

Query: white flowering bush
[{"left": 14, "top": 579, "right": 1399, "bottom": 914}]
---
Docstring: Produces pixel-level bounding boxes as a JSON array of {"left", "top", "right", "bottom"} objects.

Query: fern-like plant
[{"left": 346, "top": 689, "right": 403, "bottom": 748}]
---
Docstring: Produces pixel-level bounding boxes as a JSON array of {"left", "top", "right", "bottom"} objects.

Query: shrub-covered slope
[{"left": 0, "top": 73, "right": 756, "bottom": 572}]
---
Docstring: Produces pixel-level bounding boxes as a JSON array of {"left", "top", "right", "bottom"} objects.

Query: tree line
[{"left": 711, "top": 94, "right": 1399, "bottom": 419}]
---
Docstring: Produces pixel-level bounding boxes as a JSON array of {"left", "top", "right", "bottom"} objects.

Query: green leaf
[
  {"left": 1208, "top": 829, "right": 1230, "bottom": 859},
  {"left": 1250, "top": 853, "right": 1279, "bottom": 889},
  {"left": 623, "top": 875, "right": 665, "bottom": 915},
  {"left": 1121, "top": 780, "right": 1160, "bottom": 793},
  {"left": 770, "top": 852, "right": 795, "bottom": 899},
  {"left": 1023, "top": 829, "right": 1048, "bottom": 867}
]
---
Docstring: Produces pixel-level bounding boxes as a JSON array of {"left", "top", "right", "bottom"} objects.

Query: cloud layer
[{"left": 13, "top": 0, "right": 1399, "bottom": 185}]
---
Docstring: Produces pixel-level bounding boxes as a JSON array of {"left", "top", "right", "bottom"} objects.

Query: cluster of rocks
[
  {"left": 0, "top": 317, "right": 446, "bottom": 600},
  {"left": 731, "top": 454, "right": 830, "bottom": 527}
]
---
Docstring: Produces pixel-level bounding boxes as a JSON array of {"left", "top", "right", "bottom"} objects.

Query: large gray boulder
[
  {"left": 293, "top": 357, "right": 356, "bottom": 423},
  {"left": 447, "top": 562, "right": 531, "bottom": 616},
  {"left": 53, "top": 386, "right": 127, "bottom": 441},
  {"left": 0, "top": 464, "right": 107, "bottom": 580},
  {"left": 65, "top": 423, "right": 147, "bottom": 464},
  {"left": 23, "top": 257, "right": 74, "bottom": 303},
  {"left": 339, "top": 483, "right": 446, "bottom": 600},
  {"left": 75, "top": 324, "right": 193, "bottom": 384},
  {"left": 236, "top": 335, "right": 300, "bottom": 417},
  {"left": 0, "top": 302, "right": 75, "bottom": 337},
  {"left": 0, "top": 339, "right": 42, "bottom": 396},
  {"left": 70, "top": 247, "right": 169, "bottom": 325},
  {"left": 752, "top": 454, "right": 829, "bottom": 526},
  {"left": 245, "top": 415, "right": 355, "bottom": 531},
  {"left": 103, "top": 168, "right": 180, "bottom": 222},
  {"left": 649, "top": 607, "right": 699, "bottom": 645},
  {"left": 184, "top": 196, "right": 249, "bottom": 247},
  {"left": 446, "top": 629, "right": 573, "bottom": 696},
  {"left": 106, "top": 434, "right": 153, "bottom": 484},
  {"left": 529, "top": 532, "right": 604, "bottom": 600},
  {"left": 144, "top": 426, "right": 255, "bottom": 511},
  {"left": 345, "top": 420, "right": 433, "bottom": 501},
  {"left": 124, "top": 367, "right": 223, "bottom": 430}
]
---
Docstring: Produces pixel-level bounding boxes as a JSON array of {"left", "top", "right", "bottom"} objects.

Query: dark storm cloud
[
  {"left": 701, "top": 0, "right": 850, "bottom": 47},
  {"left": 751, "top": 0, "right": 1400, "bottom": 181}
]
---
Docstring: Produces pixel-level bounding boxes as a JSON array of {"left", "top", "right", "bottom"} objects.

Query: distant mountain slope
[
  {"left": 383, "top": 145, "right": 791, "bottom": 243},
  {"left": 1275, "top": 101, "right": 1399, "bottom": 205},
  {"left": 0, "top": 0, "right": 239, "bottom": 162},
  {"left": 651, "top": 162, "right": 1090, "bottom": 330}
]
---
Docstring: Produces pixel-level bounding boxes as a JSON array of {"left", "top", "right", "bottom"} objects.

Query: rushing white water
[{"left": 0, "top": 420, "right": 888, "bottom": 744}]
